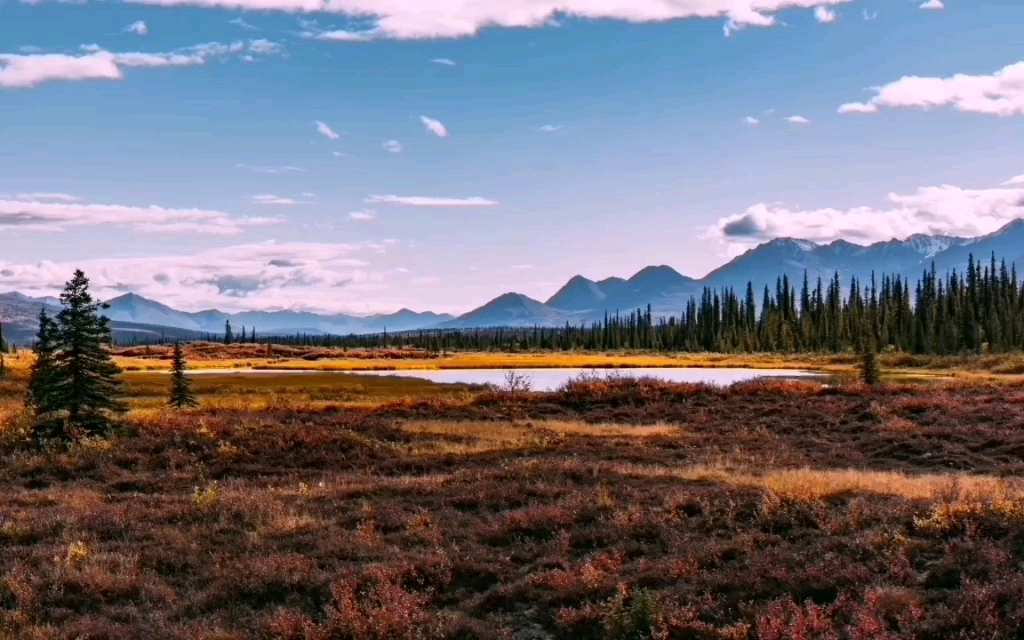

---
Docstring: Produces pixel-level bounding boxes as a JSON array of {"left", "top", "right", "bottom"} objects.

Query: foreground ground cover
[{"left": 2, "top": 378, "right": 1024, "bottom": 638}]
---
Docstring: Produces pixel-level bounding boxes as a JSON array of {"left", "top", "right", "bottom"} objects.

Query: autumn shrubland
[{"left": 3, "top": 368, "right": 1024, "bottom": 638}]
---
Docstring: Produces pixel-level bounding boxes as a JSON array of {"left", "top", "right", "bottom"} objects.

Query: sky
[{"left": 2, "top": 0, "right": 1024, "bottom": 315}]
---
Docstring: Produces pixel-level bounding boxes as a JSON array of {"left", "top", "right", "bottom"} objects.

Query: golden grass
[
  {"left": 398, "top": 420, "right": 680, "bottom": 456},
  {"left": 604, "top": 462, "right": 1021, "bottom": 502}
]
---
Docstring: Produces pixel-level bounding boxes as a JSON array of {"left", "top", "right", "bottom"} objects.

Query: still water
[{"left": 360, "top": 367, "right": 817, "bottom": 392}]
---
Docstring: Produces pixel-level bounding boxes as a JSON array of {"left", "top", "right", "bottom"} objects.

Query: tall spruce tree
[
  {"left": 26, "top": 309, "right": 63, "bottom": 439},
  {"left": 168, "top": 342, "right": 198, "bottom": 409},
  {"left": 224, "top": 319, "right": 233, "bottom": 345},
  {"left": 49, "top": 270, "right": 126, "bottom": 438}
]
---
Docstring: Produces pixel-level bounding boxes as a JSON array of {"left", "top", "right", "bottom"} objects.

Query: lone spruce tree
[
  {"left": 860, "top": 337, "right": 881, "bottom": 386},
  {"left": 169, "top": 342, "right": 198, "bottom": 409},
  {"left": 29, "top": 270, "right": 127, "bottom": 440}
]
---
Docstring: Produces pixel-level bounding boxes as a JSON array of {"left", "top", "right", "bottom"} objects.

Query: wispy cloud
[
  {"left": 235, "top": 163, "right": 303, "bottom": 174},
  {"left": 862, "top": 9, "right": 878, "bottom": 20},
  {"left": 813, "top": 6, "right": 837, "bottom": 23},
  {"left": 382, "top": 140, "right": 402, "bottom": 153},
  {"left": 744, "top": 116, "right": 759, "bottom": 125},
  {"left": 786, "top": 115, "right": 811, "bottom": 124},
  {"left": 315, "top": 120, "right": 340, "bottom": 140},
  {"left": 706, "top": 180, "right": 1024, "bottom": 255},
  {"left": 119, "top": 0, "right": 854, "bottom": 40},
  {"left": 1002, "top": 175, "right": 1024, "bottom": 186},
  {"left": 839, "top": 60, "right": 1024, "bottom": 117},
  {"left": 349, "top": 209, "right": 377, "bottom": 221},
  {"left": 229, "top": 16, "right": 257, "bottom": 30},
  {"left": 537, "top": 124, "right": 561, "bottom": 133},
  {"left": 307, "top": 29, "right": 375, "bottom": 42},
  {"left": 125, "top": 20, "right": 149, "bottom": 35},
  {"left": 15, "top": 192, "right": 80, "bottom": 203},
  {"left": 365, "top": 195, "right": 497, "bottom": 207},
  {"left": 919, "top": 0, "right": 944, "bottom": 10},
  {"left": 430, "top": 57, "right": 456, "bottom": 66},
  {"left": 0, "top": 40, "right": 278, "bottom": 89},
  {"left": 419, "top": 115, "right": 448, "bottom": 137},
  {"left": 249, "top": 194, "right": 307, "bottom": 205},
  {"left": 0, "top": 196, "right": 279, "bottom": 234}
]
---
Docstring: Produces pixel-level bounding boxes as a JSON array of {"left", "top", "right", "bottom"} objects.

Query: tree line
[{"left": 246, "top": 254, "right": 1024, "bottom": 356}]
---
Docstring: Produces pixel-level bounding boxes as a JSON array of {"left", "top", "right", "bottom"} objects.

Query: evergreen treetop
[{"left": 169, "top": 342, "right": 198, "bottom": 409}]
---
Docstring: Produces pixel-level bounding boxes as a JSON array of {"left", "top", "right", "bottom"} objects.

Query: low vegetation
[{"left": 3, "top": 375, "right": 1024, "bottom": 638}]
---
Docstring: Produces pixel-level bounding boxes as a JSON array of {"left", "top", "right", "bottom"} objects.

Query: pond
[{"left": 359, "top": 367, "right": 818, "bottom": 392}]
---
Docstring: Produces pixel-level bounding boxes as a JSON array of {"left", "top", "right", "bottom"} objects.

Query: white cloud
[
  {"left": 706, "top": 181, "right": 1024, "bottom": 255},
  {"left": 121, "top": 0, "right": 856, "bottom": 40},
  {"left": 15, "top": 192, "right": 80, "bottom": 203},
  {"left": 247, "top": 39, "right": 281, "bottom": 54},
  {"left": 235, "top": 163, "right": 304, "bottom": 173},
  {"left": 365, "top": 195, "right": 498, "bottom": 207},
  {"left": 744, "top": 116, "right": 759, "bottom": 125},
  {"left": 838, "top": 61, "right": 1024, "bottom": 117},
  {"left": 786, "top": 115, "right": 811, "bottom": 124},
  {"left": 249, "top": 194, "right": 307, "bottom": 205},
  {"left": 308, "top": 29, "right": 375, "bottom": 41},
  {"left": 919, "top": 0, "right": 943, "bottom": 9},
  {"left": 862, "top": 8, "right": 877, "bottom": 20},
  {"left": 382, "top": 139, "right": 402, "bottom": 153},
  {"left": 125, "top": 20, "right": 149, "bottom": 35},
  {"left": 813, "top": 6, "right": 836, "bottom": 22},
  {"left": 1002, "top": 175, "right": 1024, "bottom": 186},
  {"left": 0, "top": 40, "right": 277, "bottom": 89},
  {"left": 0, "top": 240, "right": 396, "bottom": 313},
  {"left": 0, "top": 196, "right": 279, "bottom": 235},
  {"left": 537, "top": 124, "right": 561, "bottom": 132},
  {"left": 349, "top": 209, "right": 377, "bottom": 220},
  {"left": 315, "top": 120, "right": 340, "bottom": 140},
  {"left": 431, "top": 57, "right": 456, "bottom": 66},
  {"left": 230, "top": 16, "right": 258, "bottom": 29},
  {"left": 420, "top": 115, "right": 448, "bottom": 137}
]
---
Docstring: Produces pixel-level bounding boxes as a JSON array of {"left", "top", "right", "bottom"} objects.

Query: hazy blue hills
[{"left": 3, "top": 220, "right": 1024, "bottom": 341}]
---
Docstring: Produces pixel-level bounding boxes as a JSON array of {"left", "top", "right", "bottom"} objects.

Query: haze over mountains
[{"left": 3, "top": 220, "right": 1024, "bottom": 341}]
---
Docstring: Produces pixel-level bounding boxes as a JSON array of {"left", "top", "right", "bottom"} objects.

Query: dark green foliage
[
  {"left": 28, "top": 271, "right": 126, "bottom": 441},
  {"left": 26, "top": 309, "right": 63, "bottom": 439},
  {"left": 168, "top": 342, "right": 198, "bottom": 409},
  {"left": 224, "top": 320, "right": 233, "bottom": 345}
]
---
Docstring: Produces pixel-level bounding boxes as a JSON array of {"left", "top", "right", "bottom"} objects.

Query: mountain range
[{"left": 3, "top": 219, "right": 1024, "bottom": 342}]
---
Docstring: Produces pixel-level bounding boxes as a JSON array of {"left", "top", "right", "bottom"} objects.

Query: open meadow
[{"left": 3, "top": 351, "right": 1024, "bottom": 639}]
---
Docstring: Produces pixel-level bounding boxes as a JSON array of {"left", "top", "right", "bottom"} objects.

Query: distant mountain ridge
[{"left": 3, "top": 219, "right": 1024, "bottom": 341}]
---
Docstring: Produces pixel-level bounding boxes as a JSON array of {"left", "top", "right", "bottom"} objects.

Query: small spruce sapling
[{"left": 169, "top": 342, "right": 198, "bottom": 409}]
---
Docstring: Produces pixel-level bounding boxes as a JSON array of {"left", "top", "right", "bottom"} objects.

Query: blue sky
[{"left": 1, "top": 0, "right": 1023, "bottom": 314}]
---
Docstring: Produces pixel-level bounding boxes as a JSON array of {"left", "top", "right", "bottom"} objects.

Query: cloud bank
[
  {"left": 0, "top": 241, "right": 394, "bottom": 313},
  {"left": 123, "top": 0, "right": 854, "bottom": 39},
  {"left": 706, "top": 181, "right": 1024, "bottom": 255},
  {"left": 839, "top": 61, "right": 1024, "bottom": 117},
  {"left": 0, "top": 197, "right": 280, "bottom": 234}
]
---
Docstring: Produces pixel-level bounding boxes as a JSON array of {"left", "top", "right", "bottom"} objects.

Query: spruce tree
[
  {"left": 860, "top": 336, "right": 881, "bottom": 386},
  {"left": 224, "top": 319, "right": 233, "bottom": 345},
  {"left": 168, "top": 342, "right": 198, "bottom": 409},
  {"left": 26, "top": 309, "right": 63, "bottom": 439},
  {"left": 51, "top": 270, "right": 127, "bottom": 438}
]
